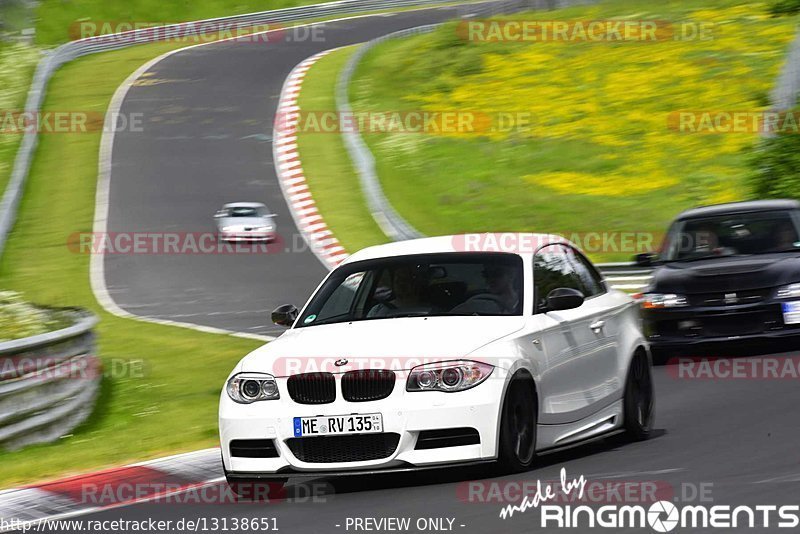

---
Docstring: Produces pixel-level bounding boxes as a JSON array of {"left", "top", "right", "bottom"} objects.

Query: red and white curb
[
  {"left": 0, "top": 48, "right": 353, "bottom": 534},
  {"left": 273, "top": 50, "right": 350, "bottom": 271},
  {"left": 0, "top": 448, "right": 223, "bottom": 529}
]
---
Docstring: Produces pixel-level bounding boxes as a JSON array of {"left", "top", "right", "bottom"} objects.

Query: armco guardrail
[
  {"left": 336, "top": 0, "right": 599, "bottom": 243},
  {"left": 770, "top": 28, "right": 800, "bottom": 113},
  {"left": 0, "top": 309, "right": 99, "bottom": 451},
  {"left": 335, "top": 0, "right": 565, "bottom": 240},
  {"left": 335, "top": 24, "right": 437, "bottom": 241},
  {"left": 0, "top": 0, "right": 503, "bottom": 259}
]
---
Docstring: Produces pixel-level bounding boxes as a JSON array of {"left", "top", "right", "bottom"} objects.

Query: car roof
[
  {"left": 342, "top": 233, "right": 570, "bottom": 264},
  {"left": 676, "top": 199, "right": 800, "bottom": 220},
  {"left": 222, "top": 202, "right": 267, "bottom": 209}
]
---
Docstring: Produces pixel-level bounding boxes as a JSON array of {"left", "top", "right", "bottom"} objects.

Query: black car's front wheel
[
  {"left": 624, "top": 350, "right": 655, "bottom": 441},
  {"left": 498, "top": 374, "right": 537, "bottom": 473}
]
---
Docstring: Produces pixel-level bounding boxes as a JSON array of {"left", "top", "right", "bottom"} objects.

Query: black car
[{"left": 635, "top": 199, "right": 800, "bottom": 360}]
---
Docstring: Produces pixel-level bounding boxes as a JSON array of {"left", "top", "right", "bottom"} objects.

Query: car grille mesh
[
  {"left": 287, "top": 372, "right": 336, "bottom": 404},
  {"left": 229, "top": 439, "right": 279, "bottom": 458},
  {"left": 286, "top": 433, "right": 401, "bottom": 463},
  {"left": 689, "top": 288, "right": 770, "bottom": 307},
  {"left": 342, "top": 369, "right": 396, "bottom": 402},
  {"left": 415, "top": 428, "right": 480, "bottom": 450}
]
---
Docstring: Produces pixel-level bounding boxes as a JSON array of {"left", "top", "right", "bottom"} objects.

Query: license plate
[
  {"left": 293, "top": 413, "right": 382, "bottom": 437},
  {"left": 783, "top": 301, "right": 800, "bottom": 325}
]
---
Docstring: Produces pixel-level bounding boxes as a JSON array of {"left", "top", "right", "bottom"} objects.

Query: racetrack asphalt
[
  {"left": 94, "top": 5, "right": 800, "bottom": 533},
  {"left": 103, "top": 6, "right": 483, "bottom": 337},
  {"left": 46, "top": 359, "right": 800, "bottom": 533}
]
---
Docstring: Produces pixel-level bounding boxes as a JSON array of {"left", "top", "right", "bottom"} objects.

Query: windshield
[
  {"left": 297, "top": 253, "right": 524, "bottom": 327},
  {"left": 661, "top": 210, "right": 800, "bottom": 261},
  {"left": 222, "top": 206, "right": 266, "bottom": 218}
]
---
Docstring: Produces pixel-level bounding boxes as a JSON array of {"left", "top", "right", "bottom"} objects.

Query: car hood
[
  {"left": 240, "top": 316, "right": 526, "bottom": 377},
  {"left": 216, "top": 216, "right": 272, "bottom": 228},
  {"left": 651, "top": 253, "right": 800, "bottom": 294}
]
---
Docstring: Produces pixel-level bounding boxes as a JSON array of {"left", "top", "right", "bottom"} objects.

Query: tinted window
[
  {"left": 533, "top": 244, "right": 583, "bottom": 313},
  {"left": 222, "top": 206, "right": 268, "bottom": 217},
  {"left": 298, "top": 253, "right": 524, "bottom": 327},
  {"left": 662, "top": 210, "right": 800, "bottom": 260},
  {"left": 315, "top": 272, "right": 369, "bottom": 324},
  {"left": 565, "top": 247, "right": 605, "bottom": 297}
]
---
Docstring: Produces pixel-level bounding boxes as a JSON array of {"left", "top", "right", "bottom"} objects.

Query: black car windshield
[
  {"left": 661, "top": 210, "right": 800, "bottom": 261},
  {"left": 297, "top": 253, "right": 523, "bottom": 327}
]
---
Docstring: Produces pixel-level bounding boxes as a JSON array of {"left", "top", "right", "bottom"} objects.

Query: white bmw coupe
[{"left": 219, "top": 234, "right": 654, "bottom": 489}]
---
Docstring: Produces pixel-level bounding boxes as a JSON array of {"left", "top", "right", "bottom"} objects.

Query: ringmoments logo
[{"left": 499, "top": 469, "right": 800, "bottom": 531}]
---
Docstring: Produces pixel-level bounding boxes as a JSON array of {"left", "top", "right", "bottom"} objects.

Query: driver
[
  {"left": 692, "top": 224, "right": 735, "bottom": 256},
  {"left": 450, "top": 264, "right": 519, "bottom": 315},
  {"left": 774, "top": 220, "right": 799, "bottom": 250},
  {"left": 367, "top": 266, "right": 425, "bottom": 318}
]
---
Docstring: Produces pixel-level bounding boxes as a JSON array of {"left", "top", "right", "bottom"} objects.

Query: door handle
[{"left": 589, "top": 320, "right": 605, "bottom": 333}]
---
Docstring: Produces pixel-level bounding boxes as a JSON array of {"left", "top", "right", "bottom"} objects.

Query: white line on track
[{"left": 91, "top": 12, "right": 412, "bottom": 339}]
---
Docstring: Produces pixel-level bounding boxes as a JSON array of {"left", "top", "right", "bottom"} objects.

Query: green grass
[
  {"left": 34, "top": 0, "right": 335, "bottom": 44},
  {"left": 293, "top": 0, "right": 798, "bottom": 262},
  {"left": 0, "top": 42, "right": 40, "bottom": 194},
  {"left": 0, "top": 1, "right": 479, "bottom": 487},
  {"left": 0, "top": 1, "right": 33, "bottom": 35},
  {"left": 295, "top": 47, "right": 389, "bottom": 253},
  {"left": 0, "top": 39, "right": 264, "bottom": 488}
]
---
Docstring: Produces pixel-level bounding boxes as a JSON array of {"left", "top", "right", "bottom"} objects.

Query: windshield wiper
[{"left": 388, "top": 312, "right": 430, "bottom": 318}]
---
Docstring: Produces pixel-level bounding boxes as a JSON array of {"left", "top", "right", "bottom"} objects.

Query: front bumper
[
  {"left": 219, "top": 375, "right": 504, "bottom": 475},
  {"left": 218, "top": 232, "right": 276, "bottom": 242},
  {"left": 225, "top": 459, "right": 496, "bottom": 480},
  {"left": 643, "top": 299, "right": 800, "bottom": 348}
]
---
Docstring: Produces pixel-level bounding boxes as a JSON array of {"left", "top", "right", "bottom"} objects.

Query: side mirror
[
  {"left": 634, "top": 252, "right": 657, "bottom": 267},
  {"left": 213, "top": 211, "right": 226, "bottom": 219},
  {"left": 547, "top": 287, "right": 584, "bottom": 311},
  {"left": 272, "top": 304, "right": 298, "bottom": 327}
]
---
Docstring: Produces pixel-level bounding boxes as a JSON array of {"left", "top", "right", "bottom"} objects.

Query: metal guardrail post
[{"left": 0, "top": 309, "right": 100, "bottom": 451}]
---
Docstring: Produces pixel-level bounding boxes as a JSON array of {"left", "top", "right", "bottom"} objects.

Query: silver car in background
[{"left": 214, "top": 202, "right": 277, "bottom": 242}]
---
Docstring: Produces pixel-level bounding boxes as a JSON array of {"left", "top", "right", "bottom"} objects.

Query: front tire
[
  {"left": 624, "top": 351, "right": 655, "bottom": 441},
  {"left": 497, "top": 374, "right": 537, "bottom": 473}
]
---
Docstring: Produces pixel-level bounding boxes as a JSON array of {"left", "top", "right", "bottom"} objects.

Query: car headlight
[
  {"left": 226, "top": 373, "right": 280, "bottom": 403},
  {"left": 641, "top": 293, "right": 688, "bottom": 309},
  {"left": 256, "top": 226, "right": 273, "bottom": 232},
  {"left": 776, "top": 283, "right": 800, "bottom": 299},
  {"left": 406, "top": 361, "right": 493, "bottom": 392},
  {"left": 221, "top": 226, "right": 237, "bottom": 233}
]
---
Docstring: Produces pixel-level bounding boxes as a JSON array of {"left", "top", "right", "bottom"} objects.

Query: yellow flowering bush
[
  {"left": 346, "top": 0, "right": 798, "bottom": 259},
  {"left": 405, "top": 3, "right": 796, "bottom": 200},
  {"left": 0, "top": 291, "right": 66, "bottom": 342}
]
